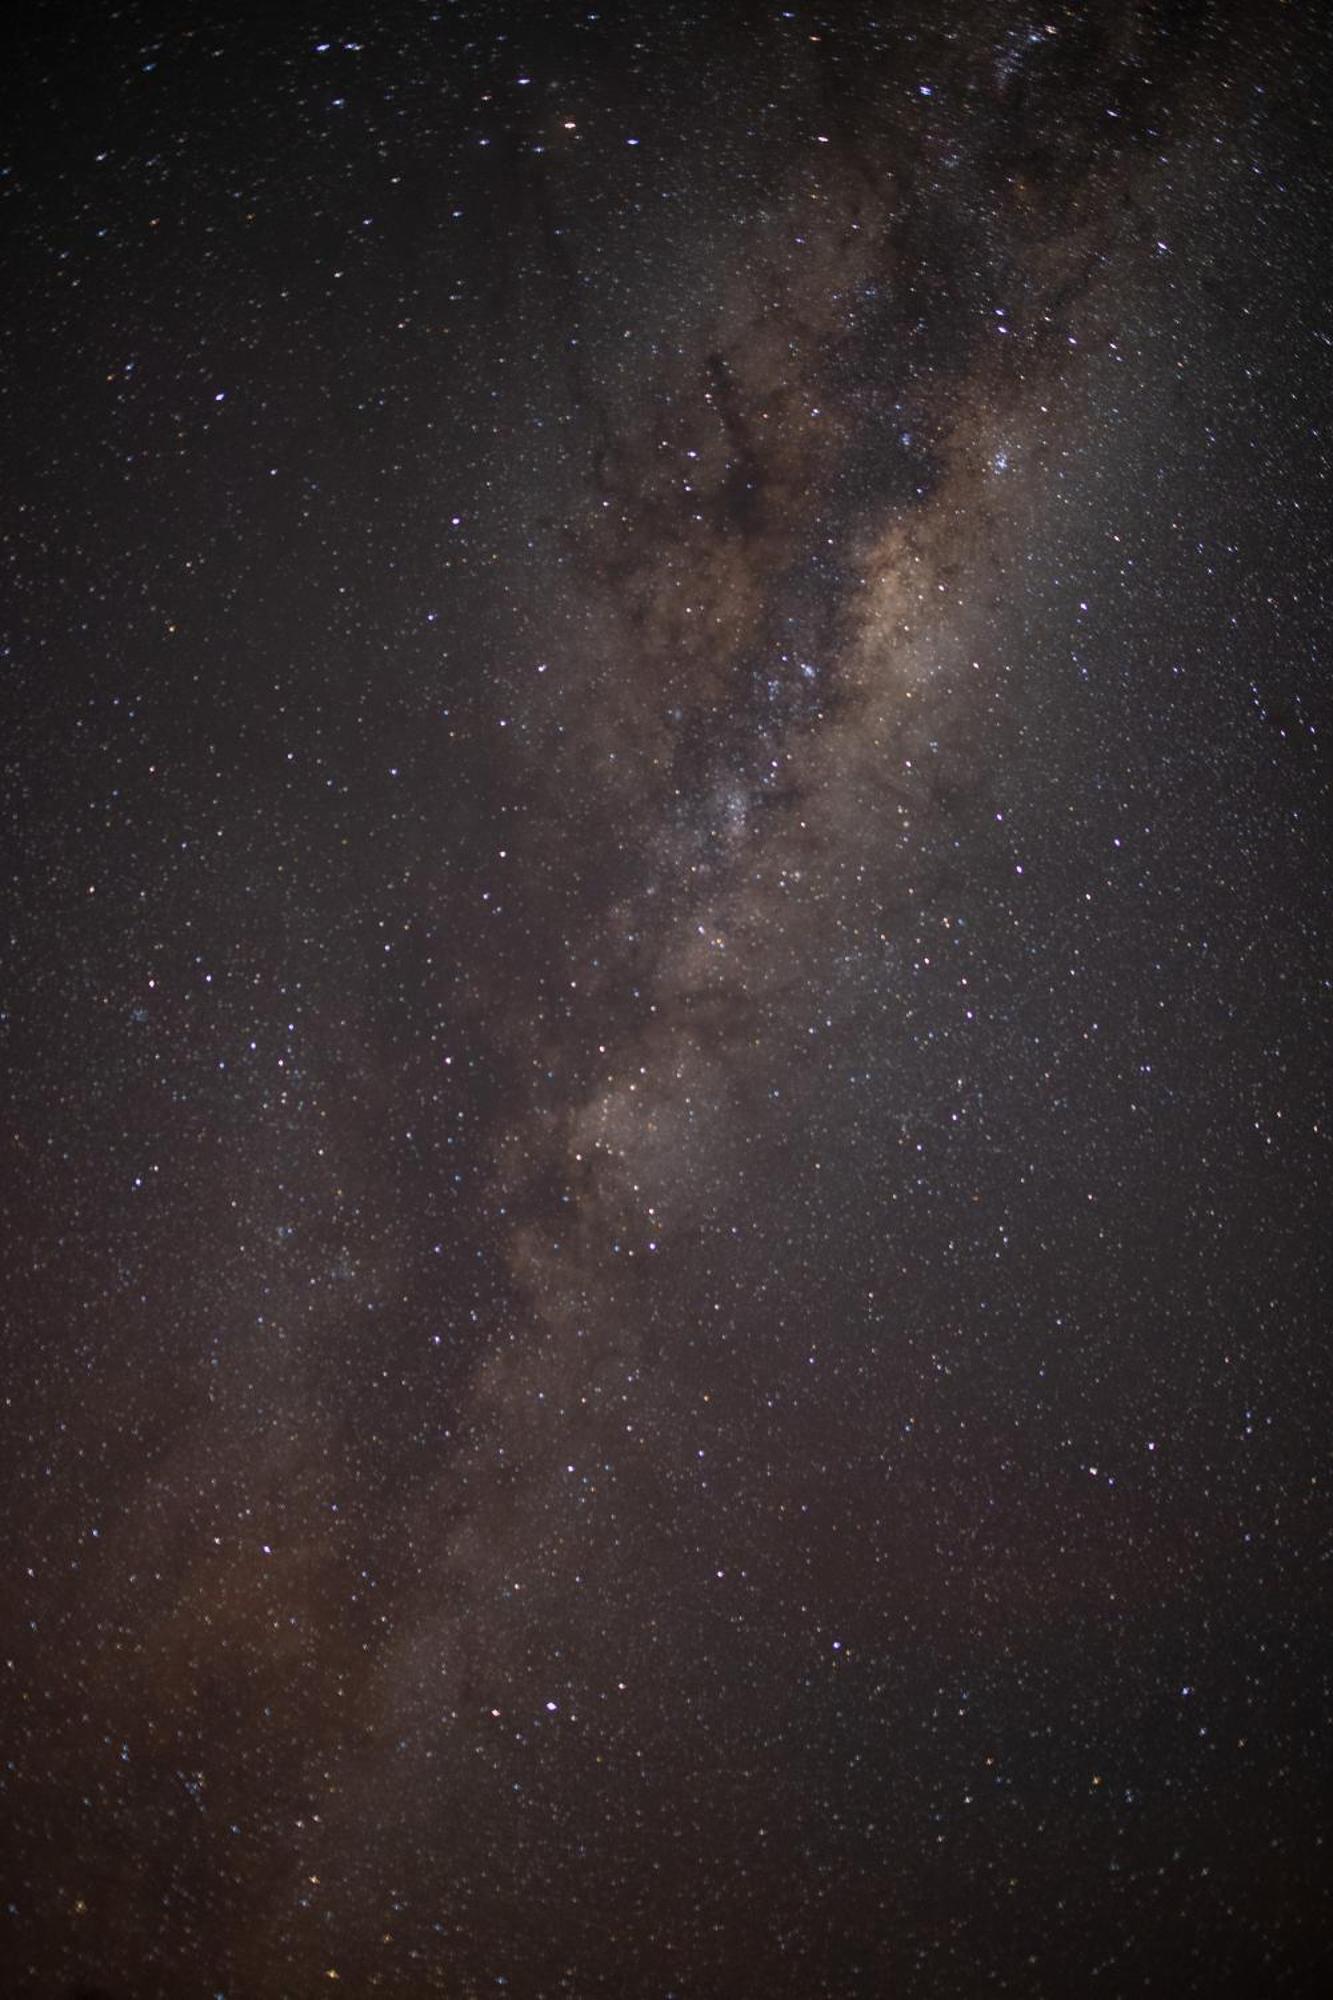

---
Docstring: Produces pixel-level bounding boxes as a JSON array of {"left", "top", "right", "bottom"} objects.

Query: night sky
[{"left": 3, "top": 2, "right": 1331, "bottom": 1995}]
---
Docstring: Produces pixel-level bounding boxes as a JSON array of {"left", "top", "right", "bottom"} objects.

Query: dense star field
[{"left": 2, "top": 2, "right": 1330, "bottom": 1994}]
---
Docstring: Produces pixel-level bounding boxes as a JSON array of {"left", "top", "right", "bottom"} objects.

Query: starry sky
[{"left": 2, "top": 2, "right": 1330, "bottom": 1995}]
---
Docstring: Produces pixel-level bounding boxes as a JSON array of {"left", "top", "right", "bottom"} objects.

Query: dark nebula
[{"left": 2, "top": 3, "right": 1330, "bottom": 1995}]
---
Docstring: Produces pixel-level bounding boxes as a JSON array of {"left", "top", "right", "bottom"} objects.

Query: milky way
[{"left": 3, "top": 4, "right": 1330, "bottom": 1995}]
